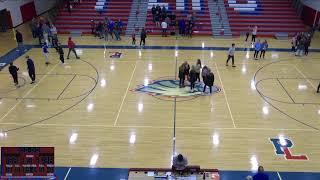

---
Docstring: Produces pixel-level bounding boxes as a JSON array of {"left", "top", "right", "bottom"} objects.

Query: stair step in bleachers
[
  {"left": 55, "top": 0, "right": 132, "bottom": 34},
  {"left": 146, "top": 0, "right": 213, "bottom": 36},
  {"left": 224, "top": 0, "right": 307, "bottom": 37}
]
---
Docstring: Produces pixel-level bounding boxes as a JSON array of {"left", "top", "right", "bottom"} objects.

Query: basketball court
[{"left": 1, "top": 29, "right": 320, "bottom": 179}]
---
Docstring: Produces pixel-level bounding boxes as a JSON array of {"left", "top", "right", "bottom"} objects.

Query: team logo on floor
[
  {"left": 132, "top": 78, "right": 221, "bottom": 101},
  {"left": 270, "top": 138, "right": 308, "bottom": 161},
  {"left": 109, "top": 52, "right": 122, "bottom": 58}
]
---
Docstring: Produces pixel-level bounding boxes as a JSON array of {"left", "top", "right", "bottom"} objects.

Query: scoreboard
[{"left": 1, "top": 147, "right": 55, "bottom": 178}]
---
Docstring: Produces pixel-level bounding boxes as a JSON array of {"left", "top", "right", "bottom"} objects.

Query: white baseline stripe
[{"left": 64, "top": 167, "right": 72, "bottom": 180}]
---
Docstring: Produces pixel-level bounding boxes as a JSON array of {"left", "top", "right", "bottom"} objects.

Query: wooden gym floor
[{"left": 0, "top": 26, "right": 320, "bottom": 173}]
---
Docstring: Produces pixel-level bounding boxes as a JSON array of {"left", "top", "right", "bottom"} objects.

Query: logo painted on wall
[
  {"left": 109, "top": 52, "right": 122, "bottom": 58},
  {"left": 0, "top": 63, "right": 6, "bottom": 67},
  {"left": 270, "top": 138, "right": 308, "bottom": 161},
  {"left": 132, "top": 78, "right": 221, "bottom": 101}
]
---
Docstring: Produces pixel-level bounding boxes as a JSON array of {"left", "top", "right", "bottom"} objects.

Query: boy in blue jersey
[
  {"left": 42, "top": 42, "right": 50, "bottom": 65},
  {"left": 253, "top": 40, "right": 261, "bottom": 60}
]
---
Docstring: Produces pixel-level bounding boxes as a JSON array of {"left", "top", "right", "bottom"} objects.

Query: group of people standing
[
  {"left": 30, "top": 17, "right": 58, "bottom": 46},
  {"left": 178, "top": 59, "right": 215, "bottom": 94},
  {"left": 291, "top": 32, "right": 312, "bottom": 56},
  {"left": 178, "top": 13, "right": 196, "bottom": 37},
  {"left": 91, "top": 17, "right": 123, "bottom": 41},
  {"left": 253, "top": 40, "right": 269, "bottom": 60}
]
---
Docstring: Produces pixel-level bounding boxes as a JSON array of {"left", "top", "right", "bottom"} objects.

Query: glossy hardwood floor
[{"left": 0, "top": 26, "right": 320, "bottom": 172}]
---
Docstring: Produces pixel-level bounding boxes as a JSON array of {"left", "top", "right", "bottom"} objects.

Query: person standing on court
[
  {"left": 42, "top": 42, "right": 50, "bottom": 65},
  {"left": 67, "top": 37, "right": 80, "bottom": 59},
  {"left": 8, "top": 63, "right": 19, "bottom": 87},
  {"left": 203, "top": 71, "right": 214, "bottom": 94},
  {"left": 252, "top": 26, "right": 258, "bottom": 43},
  {"left": 26, "top": 56, "right": 36, "bottom": 84},
  {"left": 189, "top": 65, "right": 197, "bottom": 92},
  {"left": 57, "top": 43, "right": 65, "bottom": 64},
  {"left": 226, "top": 43, "right": 236, "bottom": 67},
  {"left": 260, "top": 40, "right": 268, "bottom": 59},
  {"left": 253, "top": 40, "right": 261, "bottom": 60},
  {"left": 15, "top": 30, "right": 26, "bottom": 52},
  {"left": 201, "top": 65, "right": 210, "bottom": 83},
  {"left": 195, "top": 59, "right": 201, "bottom": 82},
  {"left": 140, "top": 28, "right": 147, "bottom": 47},
  {"left": 178, "top": 65, "right": 185, "bottom": 88}
]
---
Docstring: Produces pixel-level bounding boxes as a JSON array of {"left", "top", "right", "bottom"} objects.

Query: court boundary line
[
  {"left": 294, "top": 66, "right": 317, "bottom": 90},
  {"left": 57, "top": 74, "right": 77, "bottom": 100},
  {"left": 276, "top": 78, "right": 296, "bottom": 103},
  {"left": 0, "top": 122, "right": 317, "bottom": 131},
  {"left": 277, "top": 172, "right": 283, "bottom": 180},
  {"left": 113, "top": 60, "right": 138, "bottom": 126},
  {"left": 64, "top": 167, "right": 72, "bottom": 180},
  {"left": 214, "top": 62, "right": 236, "bottom": 128},
  {"left": 0, "top": 64, "right": 59, "bottom": 123}
]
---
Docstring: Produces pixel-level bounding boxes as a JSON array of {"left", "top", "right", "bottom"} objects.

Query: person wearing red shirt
[{"left": 67, "top": 37, "right": 80, "bottom": 59}]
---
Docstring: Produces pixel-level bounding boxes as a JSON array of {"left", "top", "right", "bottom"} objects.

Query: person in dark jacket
[
  {"left": 304, "top": 37, "right": 311, "bottom": 56},
  {"left": 57, "top": 43, "right": 65, "bottom": 64},
  {"left": 140, "top": 28, "right": 147, "bottom": 46},
  {"left": 203, "top": 72, "right": 214, "bottom": 94},
  {"left": 178, "top": 65, "right": 185, "bottom": 88},
  {"left": 252, "top": 166, "right": 269, "bottom": 180},
  {"left": 189, "top": 65, "right": 197, "bottom": 92},
  {"left": 26, "top": 56, "right": 36, "bottom": 84},
  {"left": 15, "top": 30, "right": 26, "bottom": 52},
  {"left": 151, "top": 5, "right": 157, "bottom": 23},
  {"left": 8, "top": 63, "right": 19, "bottom": 86},
  {"left": 183, "top": 61, "right": 190, "bottom": 81}
]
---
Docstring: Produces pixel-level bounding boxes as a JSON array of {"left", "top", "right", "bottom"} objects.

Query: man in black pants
[
  {"left": 8, "top": 63, "right": 19, "bottom": 87},
  {"left": 140, "top": 28, "right": 147, "bottom": 47},
  {"left": 26, "top": 56, "right": 36, "bottom": 84},
  {"left": 57, "top": 43, "right": 65, "bottom": 64}
]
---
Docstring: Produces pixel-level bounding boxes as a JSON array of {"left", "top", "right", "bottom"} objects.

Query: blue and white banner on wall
[{"left": 228, "top": 0, "right": 261, "bottom": 14}]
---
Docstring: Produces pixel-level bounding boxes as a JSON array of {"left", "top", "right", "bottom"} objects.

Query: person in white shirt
[
  {"left": 161, "top": 21, "right": 168, "bottom": 37},
  {"left": 226, "top": 43, "right": 236, "bottom": 67},
  {"left": 252, "top": 26, "right": 258, "bottom": 42}
]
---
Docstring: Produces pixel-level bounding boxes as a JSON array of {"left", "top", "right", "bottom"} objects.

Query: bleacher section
[
  {"left": 224, "top": 0, "right": 307, "bottom": 37},
  {"left": 146, "top": 0, "right": 213, "bottom": 36},
  {"left": 55, "top": 0, "right": 132, "bottom": 34}
]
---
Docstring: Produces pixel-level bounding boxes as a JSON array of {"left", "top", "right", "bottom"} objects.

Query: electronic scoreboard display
[{"left": 1, "top": 147, "right": 54, "bottom": 178}]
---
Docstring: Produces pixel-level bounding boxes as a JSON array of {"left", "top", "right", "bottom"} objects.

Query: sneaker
[
  {"left": 76, "top": 57, "right": 80, "bottom": 59},
  {"left": 232, "top": 65, "right": 236, "bottom": 67},
  {"left": 30, "top": 81, "right": 34, "bottom": 84},
  {"left": 67, "top": 57, "right": 70, "bottom": 59},
  {"left": 226, "top": 64, "right": 228, "bottom": 66}
]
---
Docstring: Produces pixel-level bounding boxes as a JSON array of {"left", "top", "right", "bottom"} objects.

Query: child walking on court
[
  {"left": 260, "top": 40, "right": 268, "bottom": 59},
  {"left": 8, "top": 63, "right": 19, "bottom": 87},
  {"left": 67, "top": 37, "right": 80, "bottom": 59},
  {"left": 195, "top": 59, "right": 201, "bottom": 82},
  {"left": 253, "top": 40, "right": 261, "bottom": 60},
  {"left": 42, "top": 42, "right": 50, "bottom": 65},
  {"left": 226, "top": 43, "right": 236, "bottom": 67}
]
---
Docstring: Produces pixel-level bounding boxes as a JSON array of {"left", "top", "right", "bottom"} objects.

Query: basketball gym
[{"left": 0, "top": 0, "right": 320, "bottom": 179}]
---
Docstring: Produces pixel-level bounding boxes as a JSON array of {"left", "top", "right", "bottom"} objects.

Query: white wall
[
  {"left": 0, "top": 0, "right": 57, "bottom": 27},
  {"left": 0, "top": 0, "right": 33, "bottom": 26}
]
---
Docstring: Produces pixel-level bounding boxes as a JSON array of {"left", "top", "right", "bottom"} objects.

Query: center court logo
[{"left": 132, "top": 78, "right": 221, "bottom": 101}]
